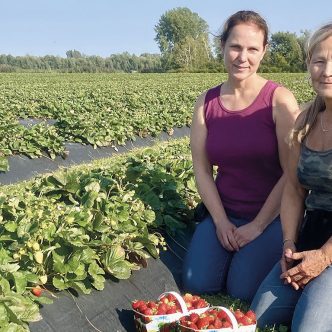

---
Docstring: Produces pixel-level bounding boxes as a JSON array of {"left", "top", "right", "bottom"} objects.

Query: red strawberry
[
  {"left": 179, "top": 316, "right": 187, "bottom": 324},
  {"left": 223, "top": 320, "right": 233, "bottom": 328},
  {"left": 238, "top": 315, "right": 252, "bottom": 326},
  {"left": 188, "top": 322, "right": 198, "bottom": 330},
  {"left": 166, "top": 307, "right": 177, "bottom": 314},
  {"left": 217, "top": 310, "right": 228, "bottom": 320},
  {"left": 195, "top": 299, "right": 207, "bottom": 308},
  {"left": 132, "top": 300, "right": 145, "bottom": 310},
  {"left": 31, "top": 286, "right": 42, "bottom": 297},
  {"left": 142, "top": 308, "right": 153, "bottom": 316},
  {"left": 234, "top": 309, "right": 244, "bottom": 321},
  {"left": 196, "top": 317, "right": 210, "bottom": 329},
  {"left": 157, "top": 307, "right": 167, "bottom": 315},
  {"left": 188, "top": 312, "right": 199, "bottom": 323},
  {"left": 167, "top": 293, "right": 177, "bottom": 302},
  {"left": 245, "top": 310, "right": 256, "bottom": 322},
  {"left": 214, "top": 318, "right": 223, "bottom": 328}
]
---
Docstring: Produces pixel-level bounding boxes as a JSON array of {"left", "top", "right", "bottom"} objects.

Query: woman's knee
[
  {"left": 292, "top": 267, "right": 332, "bottom": 332},
  {"left": 182, "top": 217, "right": 230, "bottom": 294}
]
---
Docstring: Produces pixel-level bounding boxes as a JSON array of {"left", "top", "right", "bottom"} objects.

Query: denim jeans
[
  {"left": 182, "top": 215, "right": 283, "bottom": 302},
  {"left": 251, "top": 262, "right": 332, "bottom": 332}
]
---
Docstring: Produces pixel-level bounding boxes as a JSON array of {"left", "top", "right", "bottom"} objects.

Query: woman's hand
[
  {"left": 280, "top": 240, "right": 297, "bottom": 286},
  {"left": 280, "top": 249, "right": 331, "bottom": 290},
  {"left": 215, "top": 220, "right": 239, "bottom": 252},
  {"left": 233, "top": 222, "right": 263, "bottom": 248}
]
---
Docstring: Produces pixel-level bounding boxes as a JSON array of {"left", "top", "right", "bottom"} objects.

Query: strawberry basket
[
  {"left": 178, "top": 306, "right": 256, "bottom": 332},
  {"left": 132, "top": 291, "right": 210, "bottom": 332}
]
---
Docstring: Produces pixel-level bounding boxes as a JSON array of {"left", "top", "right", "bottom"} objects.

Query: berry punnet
[
  {"left": 178, "top": 306, "right": 257, "bottom": 331},
  {"left": 131, "top": 292, "right": 209, "bottom": 331},
  {"left": 132, "top": 293, "right": 209, "bottom": 321}
]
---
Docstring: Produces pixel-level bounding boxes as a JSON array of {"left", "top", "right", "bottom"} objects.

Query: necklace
[{"left": 320, "top": 111, "right": 329, "bottom": 133}]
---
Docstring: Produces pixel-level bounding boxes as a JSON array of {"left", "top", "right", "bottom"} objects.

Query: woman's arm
[
  {"left": 279, "top": 121, "right": 308, "bottom": 280},
  {"left": 281, "top": 236, "right": 332, "bottom": 290},
  {"left": 190, "top": 92, "right": 239, "bottom": 251},
  {"left": 233, "top": 87, "right": 300, "bottom": 247}
]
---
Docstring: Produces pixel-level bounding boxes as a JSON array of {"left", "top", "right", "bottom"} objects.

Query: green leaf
[
  {"left": 33, "top": 295, "right": 53, "bottom": 305},
  {"left": 0, "top": 263, "right": 20, "bottom": 274},
  {"left": 143, "top": 192, "right": 161, "bottom": 210},
  {"left": 52, "top": 276, "right": 67, "bottom": 290},
  {"left": 0, "top": 277, "right": 11, "bottom": 294},
  {"left": 84, "top": 182, "right": 100, "bottom": 193},
  {"left": 11, "top": 272, "right": 27, "bottom": 294},
  {"left": 91, "top": 274, "right": 105, "bottom": 291},
  {"left": 187, "top": 177, "right": 197, "bottom": 192},
  {"left": 4, "top": 221, "right": 17, "bottom": 233},
  {"left": 0, "top": 156, "right": 9, "bottom": 172},
  {"left": 88, "top": 260, "right": 105, "bottom": 276},
  {"left": 143, "top": 210, "right": 155, "bottom": 223},
  {"left": 81, "top": 191, "right": 98, "bottom": 208},
  {"left": 3, "top": 304, "right": 25, "bottom": 327},
  {"left": 101, "top": 246, "right": 132, "bottom": 279},
  {"left": 67, "top": 280, "right": 91, "bottom": 295}
]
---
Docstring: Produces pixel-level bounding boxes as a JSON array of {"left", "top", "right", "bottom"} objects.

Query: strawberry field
[
  {"left": 0, "top": 72, "right": 311, "bottom": 331},
  {"left": 0, "top": 138, "right": 200, "bottom": 330},
  {"left": 0, "top": 72, "right": 314, "bottom": 172}
]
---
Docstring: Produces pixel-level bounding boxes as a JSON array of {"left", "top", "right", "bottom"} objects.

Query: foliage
[
  {"left": 0, "top": 72, "right": 314, "bottom": 172},
  {"left": 155, "top": 7, "right": 211, "bottom": 71},
  {"left": 269, "top": 32, "right": 304, "bottom": 72},
  {"left": 0, "top": 53, "right": 162, "bottom": 73},
  {"left": 0, "top": 138, "right": 199, "bottom": 330}
]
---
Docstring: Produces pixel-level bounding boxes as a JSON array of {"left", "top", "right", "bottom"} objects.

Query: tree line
[{"left": 0, "top": 7, "right": 310, "bottom": 73}]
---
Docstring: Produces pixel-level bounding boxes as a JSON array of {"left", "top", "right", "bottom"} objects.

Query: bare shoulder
[
  {"left": 273, "top": 86, "right": 298, "bottom": 108},
  {"left": 193, "top": 89, "right": 210, "bottom": 120},
  {"left": 272, "top": 86, "right": 300, "bottom": 121},
  {"left": 195, "top": 90, "right": 207, "bottom": 109}
]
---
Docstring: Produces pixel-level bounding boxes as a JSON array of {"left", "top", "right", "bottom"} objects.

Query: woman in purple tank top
[{"left": 182, "top": 10, "right": 299, "bottom": 301}]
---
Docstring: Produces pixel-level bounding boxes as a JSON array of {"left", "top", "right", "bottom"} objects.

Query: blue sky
[{"left": 0, "top": 0, "right": 331, "bottom": 57}]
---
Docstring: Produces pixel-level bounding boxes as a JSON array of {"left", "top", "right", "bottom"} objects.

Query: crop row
[{"left": 0, "top": 73, "right": 314, "bottom": 171}]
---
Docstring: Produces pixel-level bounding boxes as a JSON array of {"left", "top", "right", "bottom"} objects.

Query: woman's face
[
  {"left": 309, "top": 35, "right": 332, "bottom": 99},
  {"left": 223, "top": 23, "right": 266, "bottom": 81}
]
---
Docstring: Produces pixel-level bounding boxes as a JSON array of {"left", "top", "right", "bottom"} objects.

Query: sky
[{"left": 0, "top": 0, "right": 331, "bottom": 58}]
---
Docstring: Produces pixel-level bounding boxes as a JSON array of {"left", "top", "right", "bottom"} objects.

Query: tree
[
  {"left": 154, "top": 7, "right": 210, "bottom": 71},
  {"left": 297, "top": 30, "right": 311, "bottom": 71},
  {"left": 66, "top": 50, "right": 83, "bottom": 59},
  {"left": 269, "top": 32, "right": 303, "bottom": 72}
]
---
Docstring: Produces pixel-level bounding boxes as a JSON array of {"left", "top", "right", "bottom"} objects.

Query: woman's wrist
[{"left": 283, "top": 238, "right": 296, "bottom": 245}]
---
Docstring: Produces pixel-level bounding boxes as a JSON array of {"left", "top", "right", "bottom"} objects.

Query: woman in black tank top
[{"left": 251, "top": 23, "right": 332, "bottom": 331}]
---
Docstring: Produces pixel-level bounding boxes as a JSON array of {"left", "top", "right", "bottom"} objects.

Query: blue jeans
[
  {"left": 182, "top": 215, "right": 283, "bottom": 301},
  {"left": 251, "top": 262, "right": 332, "bottom": 332}
]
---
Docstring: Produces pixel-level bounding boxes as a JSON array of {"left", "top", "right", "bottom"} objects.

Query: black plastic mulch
[{"left": 0, "top": 126, "right": 190, "bottom": 185}]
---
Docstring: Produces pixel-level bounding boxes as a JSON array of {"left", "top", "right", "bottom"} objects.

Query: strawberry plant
[{"left": 0, "top": 73, "right": 313, "bottom": 171}]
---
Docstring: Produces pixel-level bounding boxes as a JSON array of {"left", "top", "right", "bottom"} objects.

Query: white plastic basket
[
  {"left": 178, "top": 306, "right": 256, "bottom": 332},
  {"left": 133, "top": 291, "right": 209, "bottom": 332}
]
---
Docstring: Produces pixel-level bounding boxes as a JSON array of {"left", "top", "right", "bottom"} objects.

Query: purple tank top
[{"left": 205, "top": 80, "right": 282, "bottom": 219}]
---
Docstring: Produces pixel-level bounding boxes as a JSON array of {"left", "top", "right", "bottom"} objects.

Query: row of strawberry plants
[
  {"left": 0, "top": 138, "right": 199, "bottom": 331},
  {"left": 0, "top": 73, "right": 313, "bottom": 171}
]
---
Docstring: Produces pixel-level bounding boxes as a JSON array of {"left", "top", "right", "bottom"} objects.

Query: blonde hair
[{"left": 291, "top": 23, "right": 332, "bottom": 144}]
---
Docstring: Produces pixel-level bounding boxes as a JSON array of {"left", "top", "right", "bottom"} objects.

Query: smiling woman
[
  {"left": 251, "top": 23, "right": 332, "bottom": 332},
  {"left": 182, "top": 10, "right": 300, "bottom": 302}
]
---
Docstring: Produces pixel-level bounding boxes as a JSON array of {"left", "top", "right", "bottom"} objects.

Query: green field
[
  {"left": 0, "top": 73, "right": 308, "bottom": 331},
  {"left": 0, "top": 72, "right": 314, "bottom": 171}
]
